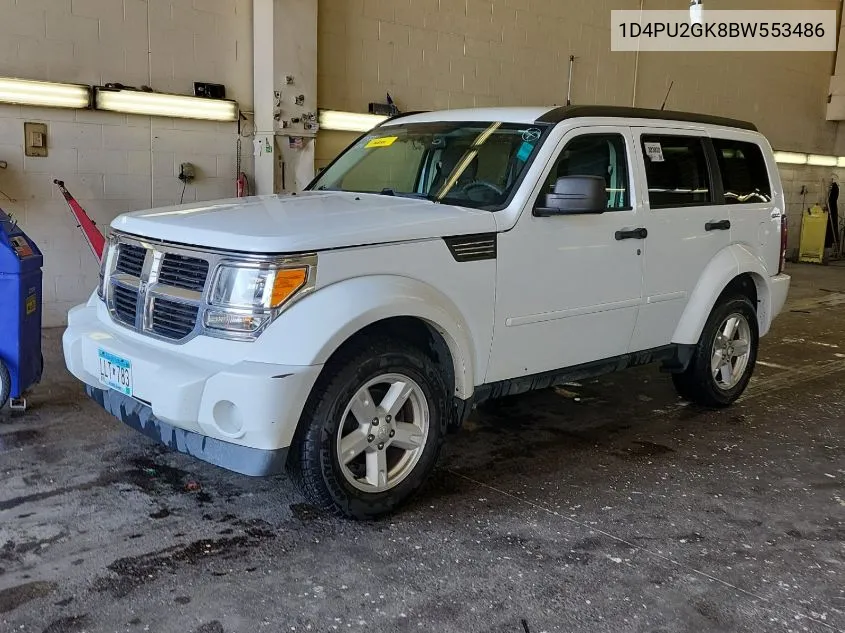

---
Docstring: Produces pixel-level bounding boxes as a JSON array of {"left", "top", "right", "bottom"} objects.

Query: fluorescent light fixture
[
  {"left": 319, "top": 109, "right": 388, "bottom": 132},
  {"left": 0, "top": 77, "right": 90, "bottom": 109},
  {"left": 774, "top": 151, "right": 808, "bottom": 165},
  {"left": 808, "top": 154, "right": 837, "bottom": 167},
  {"left": 838, "top": 157, "right": 845, "bottom": 168},
  {"left": 94, "top": 88, "right": 238, "bottom": 121},
  {"left": 689, "top": 0, "right": 703, "bottom": 25}
]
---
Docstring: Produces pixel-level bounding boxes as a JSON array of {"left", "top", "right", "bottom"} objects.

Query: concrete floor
[{"left": 1, "top": 263, "right": 843, "bottom": 633}]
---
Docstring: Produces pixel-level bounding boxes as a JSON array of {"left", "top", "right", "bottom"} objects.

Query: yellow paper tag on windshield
[{"left": 365, "top": 136, "right": 397, "bottom": 148}]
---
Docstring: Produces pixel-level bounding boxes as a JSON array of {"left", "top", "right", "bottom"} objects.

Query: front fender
[
  {"left": 672, "top": 244, "right": 772, "bottom": 345},
  {"left": 247, "top": 275, "right": 480, "bottom": 399}
]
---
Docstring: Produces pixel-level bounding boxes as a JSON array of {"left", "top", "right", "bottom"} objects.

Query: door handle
[
  {"left": 615, "top": 227, "right": 648, "bottom": 240},
  {"left": 705, "top": 220, "right": 731, "bottom": 231}
]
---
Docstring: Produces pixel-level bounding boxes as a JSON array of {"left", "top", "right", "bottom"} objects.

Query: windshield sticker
[
  {"left": 522, "top": 128, "right": 542, "bottom": 142},
  {"left": 644, "top": 142, "right": 665, "bottom": 162},
  {"left": 365, "top": 136, "right": 398, "bottom": 148},
  {"left": 516, "top": 141, "right": 534, "bottom": 162}
]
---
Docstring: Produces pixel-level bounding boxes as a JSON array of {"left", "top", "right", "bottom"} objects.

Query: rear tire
[
  {"left": 288, "top": 336, "right": 449, "bottom": 520},
  {"left": 672, "top": 295, "right": 758, "bottom": 408}
]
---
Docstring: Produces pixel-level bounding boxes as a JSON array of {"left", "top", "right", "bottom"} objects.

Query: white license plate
[{"left": 98, "top": 349, "right": 133, "bottom": 396}]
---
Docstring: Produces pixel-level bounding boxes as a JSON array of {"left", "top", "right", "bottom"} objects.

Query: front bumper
[
  {"left": 86, "top": 385, "right": 288, "bottom": 476},
  {"left": 63, "top": 301, "right": 323, "bottom": 470}
]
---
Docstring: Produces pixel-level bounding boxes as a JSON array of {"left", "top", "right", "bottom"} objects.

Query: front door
[{"left": 486, "top": 126, "right": 646, "bottom": 383}]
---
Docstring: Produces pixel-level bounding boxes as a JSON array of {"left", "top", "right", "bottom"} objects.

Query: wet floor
[{"left": 1, "top": 263, "right": 843, "bottom": 633}]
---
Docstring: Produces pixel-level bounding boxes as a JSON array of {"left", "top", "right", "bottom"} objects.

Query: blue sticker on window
[{"left": 516, "top": 141, "right": 534, "bottom": 162}]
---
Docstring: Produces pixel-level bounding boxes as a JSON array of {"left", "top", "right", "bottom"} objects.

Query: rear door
[
  {"left": 709, "top": 135, "right": 779, "bottom": 273},
  {"left": 628, "top": 128, "right": 731, "bottom": 352}
]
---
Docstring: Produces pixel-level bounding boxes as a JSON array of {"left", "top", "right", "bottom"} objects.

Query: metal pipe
[
  {"left": 253, "top": 0, "right": 276, "bottom": 195},
  {"left": 632, "top": 0, "right": 645, "bottom": 106},
  {"left": 566, "top": 55, "right": 574, "bottom": 106}
]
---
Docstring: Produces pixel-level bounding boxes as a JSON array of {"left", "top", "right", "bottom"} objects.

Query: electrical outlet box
[
  {"left": 24, "top": 122, "right": 48, "bottom": 157},
  {"left": 179, "top": 162, "right": 195, "bottom": 183},
  {"left": 194, "top": 81, "right": 226, "bottom": 99}
]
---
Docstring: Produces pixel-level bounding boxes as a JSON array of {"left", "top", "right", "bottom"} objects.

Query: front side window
[
  {"left": 540, "top": 133, "right": 631, "bottom": 210},
  {"left": 309, "top": 121, "right": 550, "bottom": 210},
  {"left": 641, "top": 135, "right": 712, "bottom": 208},
  {"left": 712, "top": 139, "right": 772, "bottom": 204}
]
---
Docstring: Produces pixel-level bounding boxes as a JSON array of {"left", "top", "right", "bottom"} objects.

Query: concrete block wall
[
  {"left": 318, "top": 0, "right": 840, "bottom": 155},
  {"left": 0, "top": 0, "right": 254, "bottom": 326},
  {"left": 318, "top": 0, "right": 641, "bottom": 114},
  {"left": 316, "top": 0, "right": 845, "bottom": 254}
]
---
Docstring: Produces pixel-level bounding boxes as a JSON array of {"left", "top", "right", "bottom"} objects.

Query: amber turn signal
[{"left": 270, "top": 268, "right": 307, "bottom": 308}]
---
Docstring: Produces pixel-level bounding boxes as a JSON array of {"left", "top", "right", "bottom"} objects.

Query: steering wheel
[{"left": 459, "top": 180, "right": 505, "bottom": 198}]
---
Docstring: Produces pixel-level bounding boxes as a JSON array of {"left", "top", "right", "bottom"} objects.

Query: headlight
[
  {"left": 97, "top": 234, "right": 118, "bottom": 300},
  {"left": 204, "top": 258, "right": 314, "bottom": 337},
  {"left": 209, "top": 264, "right": 307, "bottom": 309}
]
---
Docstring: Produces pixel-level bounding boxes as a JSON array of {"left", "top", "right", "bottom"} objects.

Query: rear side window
[
  {"left": 712, "top": 139, "right": 772, "bottom": 204},
  {"left": 641, "top": 135, "right": 712, "bottom": 208}
]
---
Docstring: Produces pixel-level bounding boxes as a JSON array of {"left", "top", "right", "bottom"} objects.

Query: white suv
[{"left": 63, "top": 106, "right": 790, "bottom": 518}]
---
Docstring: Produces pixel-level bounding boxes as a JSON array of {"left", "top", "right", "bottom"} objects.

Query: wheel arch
[
  {"left": 251, "top": 275, "right": 479, "bottom": 399},
  {"left": 672, "top": 244, "right": 773, "bottom": 345}
]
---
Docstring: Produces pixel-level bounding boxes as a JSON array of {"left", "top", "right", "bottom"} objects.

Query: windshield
[{"left": 309, "top": 121, "right": 550, "bottom": 210}]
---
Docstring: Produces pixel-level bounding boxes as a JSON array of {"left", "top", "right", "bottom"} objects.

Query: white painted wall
[{"left": 0, "top": 0, "right": 254, "bottom": 326}]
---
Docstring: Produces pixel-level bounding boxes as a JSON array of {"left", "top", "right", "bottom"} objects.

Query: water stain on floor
[
  {"left": 93, "top": 531, "right": 275, "bottom": 598},
  {"left": 0, "top": 581, "right": 57, "bottom": 614},
  {"left": 41, "top": 614, "right": 90, "bottom": 633}
]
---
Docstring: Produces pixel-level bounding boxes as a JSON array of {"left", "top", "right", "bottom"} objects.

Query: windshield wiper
[{"left": 369, "top": 189, "right": 434, "bottom": 201}]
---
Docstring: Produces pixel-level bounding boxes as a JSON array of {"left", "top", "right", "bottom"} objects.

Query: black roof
[{"left": 536, "top": 105, "right": 758, "bottom": 132}]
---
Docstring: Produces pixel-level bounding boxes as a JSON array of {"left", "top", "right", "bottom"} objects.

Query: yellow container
[{"left": 798, "top": 205, "right": 828, "bottom": 264}]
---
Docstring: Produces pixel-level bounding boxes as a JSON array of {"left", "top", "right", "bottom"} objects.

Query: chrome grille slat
[
  {"left": 152, "top": 311, "right": 195, "bottom": 326},
  {"left": 151, "top": 298, "right": 198, "bottom": 339},
  {"left": 158, "top": 253, "right": 209, "bottom": 292},
  {"left": 152, "top": 308, "right": 196, "bottom": 326},
  {"left": 112, "top": 285, "right": 138, "bottom": 326},
  {"left": 115, "top": 244, "right": 146, "bottom": 277}
]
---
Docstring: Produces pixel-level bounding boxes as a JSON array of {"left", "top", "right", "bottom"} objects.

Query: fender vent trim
[{"left": 443, "top": 233, "right": 497, "bottom": 262}]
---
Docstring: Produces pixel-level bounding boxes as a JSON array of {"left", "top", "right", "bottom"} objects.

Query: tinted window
[
  {"left": 641, "top": 135, "right": 712, "bottom": 208},
  {"left": 542, "top": 134, "right": 630, "bottom": 210},
  {"left": 712, "top": 139, "right": 772, "bottom": 204}
]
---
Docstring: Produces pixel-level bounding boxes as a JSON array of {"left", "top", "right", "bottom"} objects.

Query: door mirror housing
[{"left": 534, "top": 175, "right": 607, "bottom": 216}]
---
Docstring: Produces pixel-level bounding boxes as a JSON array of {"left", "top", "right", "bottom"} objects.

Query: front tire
[
  {"left": 289, "top": 336, "right": 449, "bottom": 519},
  {"left": 672, "top": 295, "right": 758, "bottom": 408}
]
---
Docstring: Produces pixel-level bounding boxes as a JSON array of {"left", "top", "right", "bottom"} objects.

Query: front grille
[
  {"left": 105, "top": 236, "right": 213, "bottom": 342},
  {"left": 158, "top": 253, "right": 209, "bottom": 292},
  {"left": 151, "top": 298, "right": 199, "bottom": 340},
  {"left": 112, "top": 285, "right": 138, "bottom": 326},
  {"left": 115, "top": 244, "right": 146, "bottom": 277}
]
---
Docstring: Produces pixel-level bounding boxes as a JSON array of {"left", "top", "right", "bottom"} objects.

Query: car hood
[{"left": 111, "top": 191, "right": 497, "bottom": 253}]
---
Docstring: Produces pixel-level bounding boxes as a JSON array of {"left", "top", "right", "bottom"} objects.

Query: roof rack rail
[{"left": 536, "top": 105, "right": 757, "bottom": 132}]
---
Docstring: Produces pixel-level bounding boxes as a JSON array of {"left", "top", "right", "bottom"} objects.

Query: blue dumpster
[{"left": 0, "top": 208, "right": 43, "bottom": 411}]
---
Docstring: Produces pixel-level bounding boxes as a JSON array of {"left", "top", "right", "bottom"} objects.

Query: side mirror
[{"left": 534, "top": 175, "right": 607, "bottom": 216}]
